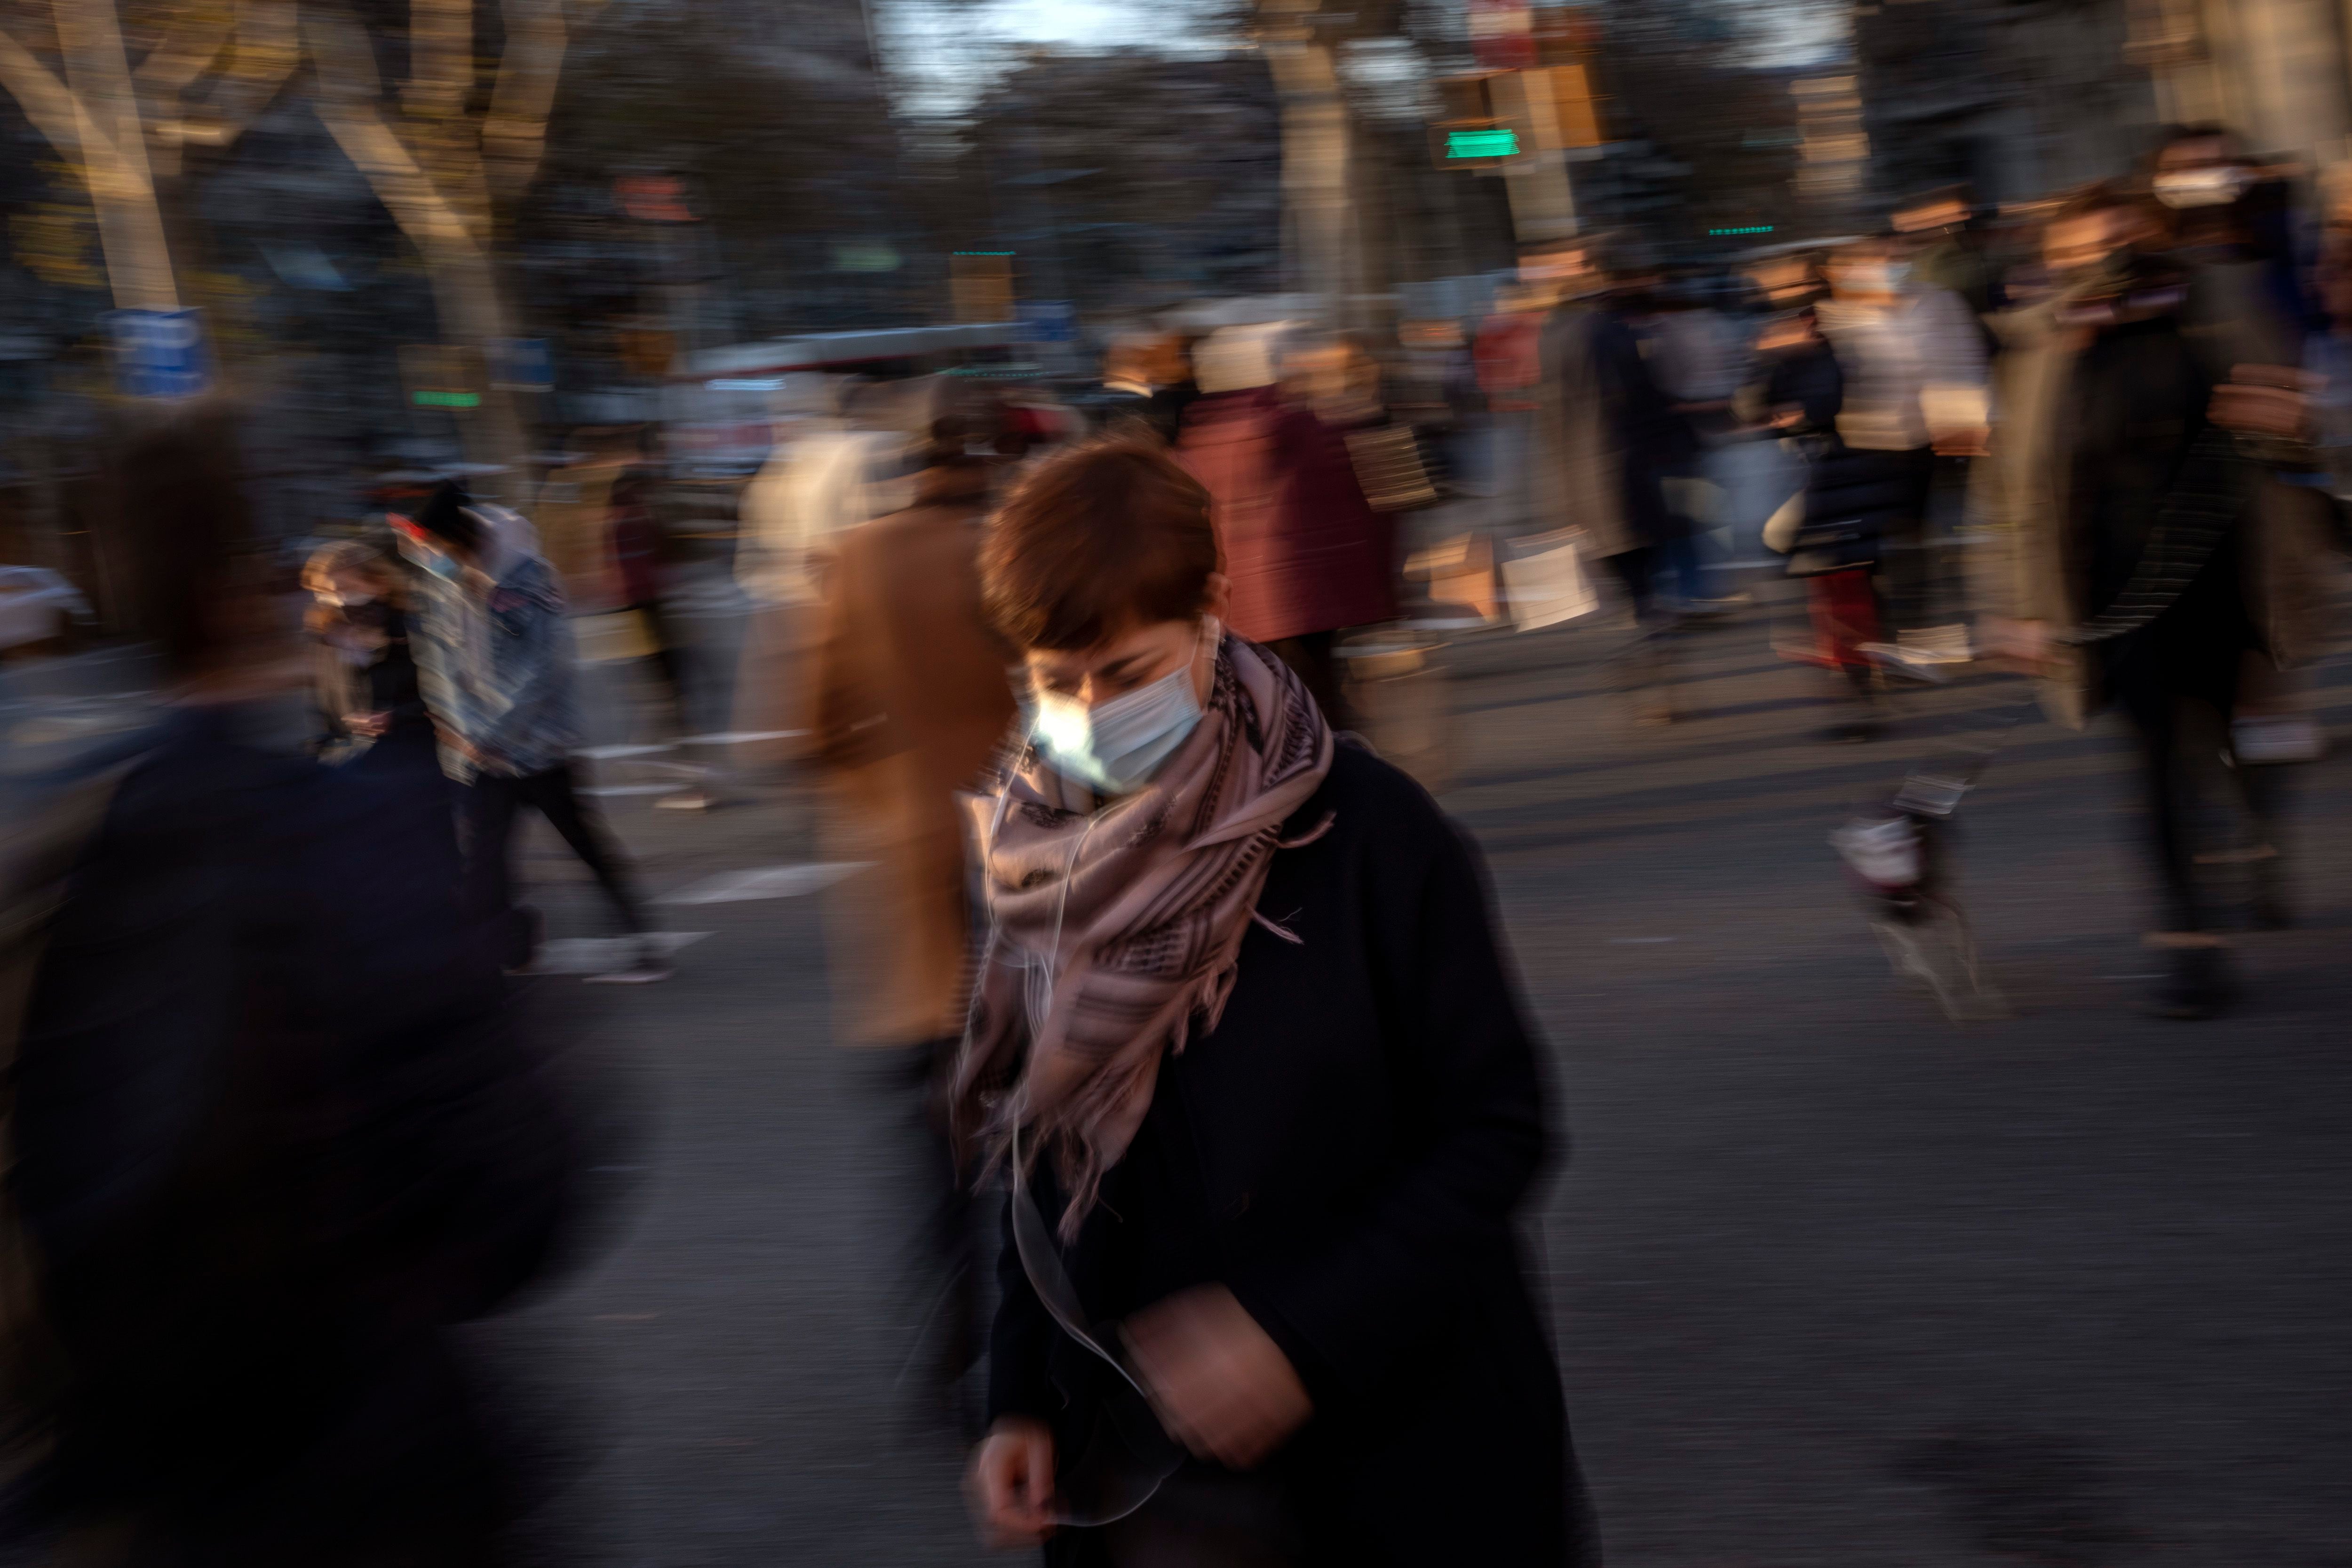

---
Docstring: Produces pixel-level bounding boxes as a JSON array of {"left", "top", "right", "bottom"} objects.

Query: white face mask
[
  {"left": 2153, "top": 165, "right": 2251, "bottom": 209},
  {"left": 1839, "top": 261, "right": 1910, "bottom": 296},
  {"left": 1027, "top": 620, "right": 1216, "bottom": 796}
]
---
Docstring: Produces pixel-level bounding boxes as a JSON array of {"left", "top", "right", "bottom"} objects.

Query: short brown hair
[
  {"left": 981, "top": 435, "right": 1219, "bottom": 651},
  {"left": 112, "top": 401, "right": 271, "bottom": 676}
]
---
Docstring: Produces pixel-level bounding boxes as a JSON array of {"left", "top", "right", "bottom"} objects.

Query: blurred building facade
[{"left": 1853, "top": 0, "right": 2155, "bottom": 209}]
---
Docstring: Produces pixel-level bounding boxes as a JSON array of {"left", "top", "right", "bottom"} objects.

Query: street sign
[
  {"left": 399, "top": 342, "right": 488, "bottom": 413},
  {"left": 105, "top": 309, "right": 210, "bottom": 399},
  {"left": 1447, "top": 127, "right": 1522, "bottom": 160},
  {"left": 1019, "top": 300, "right": 1076, "bottom": 344},
  {"left": 492, "top": 337, "right": 553, "bottom": 391}
]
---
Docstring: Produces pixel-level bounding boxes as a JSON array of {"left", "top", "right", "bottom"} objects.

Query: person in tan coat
[{"left": 807, "top": 414, "right": 1017, "bottom": 1426}]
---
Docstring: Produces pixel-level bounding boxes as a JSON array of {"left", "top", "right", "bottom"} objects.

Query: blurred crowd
[{"left": 2, "top": 111, "right": 2349, "bottom": 1568}]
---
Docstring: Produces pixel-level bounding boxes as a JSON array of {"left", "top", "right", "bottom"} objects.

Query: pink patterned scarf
[{"left": 954, "top": 635, "right": 1335, "bottom": 1239}]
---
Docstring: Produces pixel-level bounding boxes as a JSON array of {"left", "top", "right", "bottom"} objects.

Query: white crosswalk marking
[
  {"left": 654, "top": 862, "right": 869, "bottom": 905},
  {"left": 529, "top": 931, "right": 710, "bottom": 973}
]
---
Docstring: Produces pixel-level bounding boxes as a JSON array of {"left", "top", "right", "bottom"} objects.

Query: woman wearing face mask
[
  {"left": 1815, "top": 237, "right": 1990, "bottom": 675},
  {"left": 301, "top": 534, "right": 436, "bottom": 776},
  {"left": 959, "top": 438, "right": 1590, "bottom": 1566}
]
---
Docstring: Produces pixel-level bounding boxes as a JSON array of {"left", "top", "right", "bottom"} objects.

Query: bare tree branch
[{"left": 482, "top": 0, "right": 562, "bottom": 202}]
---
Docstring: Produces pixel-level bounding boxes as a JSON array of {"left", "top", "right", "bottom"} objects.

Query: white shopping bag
[{"left": 1499, "top": 528, "right": 1599, "bottom": 631}]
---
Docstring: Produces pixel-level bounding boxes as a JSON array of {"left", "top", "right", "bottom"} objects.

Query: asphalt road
[
  {"left": 6, "top": 574, "right": 2346, "bottom": 1566},
  {"left": 480, "top": 583, "right": 2352, "bottom": 1567}
]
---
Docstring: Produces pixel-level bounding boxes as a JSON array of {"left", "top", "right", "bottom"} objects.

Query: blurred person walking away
[
  {"left": 805, "top": 414, "right": 1018, "bottom": 1434},
  {"left": 606, "top": 466, "right": 690, "bottom": 728},
  {"left": 1987, "top": 184, "right": 2333, "bottom": 1017},
  {"left": 1752, "top": 286, "right": 1907, "bottom": 742},
  {"left": 4, "top": 407, "right": 583, "bottom": 1566},
  {"left": 1474, "top": 284, "right": 1547, "bottom": 534},
  {"left": 731, "top": 379, "right": 922, "bottom": 769},
  {"left": 1530, "top": 238, "right": 1695, "bottom": 724},
  {"left": 1178, "top": 327, "right": 1396, "bottom": 731},
  {"left": 397, "top": 482, "right": 670, "bottom": 984},
  {"left": 1816, "top": 235, "right": 1990, "bottom": 676},
  {"left": 1392, "top": 318, "right": 1480, "bottom": 495},
  {"left": 959, "top": 436, "right": 1592, "bottom": 1567},
  {"left": 1639, "top": 273, "right": 1749, "bottom": 616}
]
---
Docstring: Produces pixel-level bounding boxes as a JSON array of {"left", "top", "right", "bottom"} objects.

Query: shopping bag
[{"left": 1499, "top": 528, "right": 1598, "bottom": 631}]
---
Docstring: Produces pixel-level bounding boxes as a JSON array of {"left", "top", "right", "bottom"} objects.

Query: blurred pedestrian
[
  {"left": 397, "top": 481, "right": 670, "bottom": 984},
  {"left": 1815, "top": 235, "right": 1990, "bottom": 673},
  {"left": 1530, "top": 237, "right": 1695, "bottom": 723},
  {"left": 1987, "top": 183, "right": 2331, "bottom": 1016},
  {"left": 607, "top": 466, "right": 688, "bottom": 724},
  {"left": 1178, "top": 326, "right": 1395, "bottom": 729},
  {"left": 806, "top": 413, "right": 1018, "bottom": 1431},
  {"left": 1639, "top": 272, "right": 1748, "bottom": 615},
  {"left": 959, "top": 436, "right": 1589, "bottom": 1566},
  {"left": 1099, "top": 334, "right": 1196, "bottom": 445},
  {"left": 302, "top": 534, "right": 438, "bottom": 770},
  {"left": 7, "top": 406, "right": 581, "bottom": 1566},
  {"left": 1753, "top": 293, "right": 1905, "bottom": 741}
]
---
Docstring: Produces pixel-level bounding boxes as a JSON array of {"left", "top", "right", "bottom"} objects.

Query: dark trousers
[
  {"left": 2108, "top": 632, "right": 2281, "bottom": 933},
  {"left": 463, "top": 764, "right": 645, "bottom": 967},
  {"left": 1875, "top": 446, "right": 1941, "bottom": 636},
  {"left": 625, "top": 599, "right": 689, "bottom": 721},
  {"left": 874, "top": 1036, "right": 984, "bottom": 1432},
  {"left": 1603, "top": 545, "right": 1658, "bottom": 624}
]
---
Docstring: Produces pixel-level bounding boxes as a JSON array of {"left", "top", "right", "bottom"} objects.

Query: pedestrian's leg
[
  {"left": 461, "top": 776, "right": 530, "bottom": 967},
  {"left": 881, "top": 1035, "right": 982, "bottom": 1433},
  {"left": 1603, "top": 546, "right": 1656, "bottom": 625},
  {"left": 2113, "top": 656, "right": 2231, "bottom": 1014},
  {"left": 1605, "top": 549, "right": 1675, "bottom": 724},
  {"left": 523, "top": 764, "right": 650, "bottom": 935},
  {"left": 1659, "top": 533, "right": 1706, "bottom": 607},
  {"left": 1809, "top": 570, "right": 1880, "bottom": 739},
  {"left": 632, "top": 598, "right": 690, "bottom": 727}
]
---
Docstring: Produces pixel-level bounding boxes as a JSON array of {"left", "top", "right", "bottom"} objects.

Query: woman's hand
[
  {"left": 968, "top": 1417, "right": 1056, "bottom": 1548},
  {"left": 1123, "top": 1285, "right": 1312, "bottom": 1470}
]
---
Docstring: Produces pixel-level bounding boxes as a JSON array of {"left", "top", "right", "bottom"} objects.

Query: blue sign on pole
[
  {"left": 105, "top": 309, "right": 211, "bottom": 398},
  {"left": 1018, "top": 300, "right": 1076, "bottom": 344}
]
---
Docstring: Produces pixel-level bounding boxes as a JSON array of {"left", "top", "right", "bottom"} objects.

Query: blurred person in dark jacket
[
  {"left": 1530, "top": 237, "right": 1697, "bottom": 723},
  {"left": 959, "top": 437, "right": 1589, "bottom": 1567},
  {"left": 1099, "top": 335, "right": 1198, "bottom": 446},
  {"left": 1986, "top": 183, "right": 2334, "bottom": 1016},
  {"left": 606, "top": 466, "right": 687, "bottom": 721},
  {"left": 1178, "top": 327, "right": 1396, "bottom": 729},
  {"left": 8, "top": 407, "right": 582, "bottom": 1566},
  {"left": 1754, "top": 299, "right": 1910, "bottom": 742},
  {"left": 2148, "top": 124, "right": 2316, "bottom": 348},
  {"left": 1815, "top": 235, "right": 1990, "bottom": 674},
  {"left": 397, "top": 482, "right": 668, "bottom": 984},
  {"left": 806, "top": 413, "right": 1019, "bottom": 1428}
]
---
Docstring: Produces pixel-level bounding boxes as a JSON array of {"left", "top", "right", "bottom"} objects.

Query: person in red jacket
[{"left": 1177, "top": 329, "right": 1395, "bottom": 728}]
